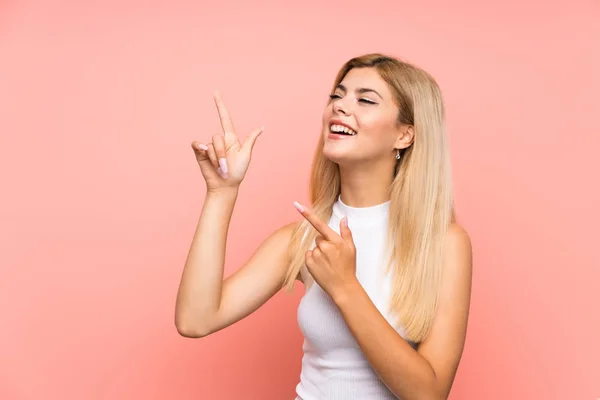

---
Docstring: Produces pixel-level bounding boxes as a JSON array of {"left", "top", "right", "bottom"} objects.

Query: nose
[{"left": 332, "top": 97, "right": 350, "bottom": 116}]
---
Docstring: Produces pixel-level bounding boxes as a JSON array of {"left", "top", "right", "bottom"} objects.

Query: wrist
[
  {"left": 206, "top": 186, "right": 239, "bottom": 198},
  {"left": 331, "top": 277, "right": 362, "bottom": 307}
]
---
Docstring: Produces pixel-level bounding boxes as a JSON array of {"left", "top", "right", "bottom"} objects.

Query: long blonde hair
[{"left": 283, "top": 54, "right": 455, "bottom": 344}]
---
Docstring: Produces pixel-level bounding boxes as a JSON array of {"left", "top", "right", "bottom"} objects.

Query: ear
[{"left": 395, "top": 125, "right": 414, "bottom": 150}]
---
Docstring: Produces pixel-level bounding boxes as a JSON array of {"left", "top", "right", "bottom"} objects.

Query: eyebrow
[{"left": 336, "top": 84, "right": 383, "bottom": 99}]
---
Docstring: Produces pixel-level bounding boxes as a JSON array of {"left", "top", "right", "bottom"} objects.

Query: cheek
[
  {"left": 358, "top": 121, "right": 392, "bottom": 143},
  {"left": 322, "top": 106, "right": 333, "bottom": 124},
  {"left": 356, "top": 113, "right": 398, "bottom": 142},
  {"left": 322, "top": 107, "right": 337, "bottom": 136}
]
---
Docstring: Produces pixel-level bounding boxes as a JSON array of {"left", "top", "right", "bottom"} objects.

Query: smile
[{"left": 329, "top": 124, "right": 357, "bottom": 136}]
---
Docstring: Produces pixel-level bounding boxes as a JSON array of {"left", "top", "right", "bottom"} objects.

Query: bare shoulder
[
  {"left": 252, "top": 220, "right": 299, "bottom": 259},
  {"left": 268, "top": 220, "right": 301, "bottom": 255},
  {"left": 278, "top": 220, "right": 300, "bottom": 236},
  {"left": 445, "top": 223, "right": 471, "bottom": 249},
  {"left": 258, "top": 219, "right": 302, "bottom": 278},
  {"left": 277, "top": 220, "right": 304, "bottom": 282},
  {"left": 443, "top": 223, "right": 472, "bottom": 273},
  {"left": 439, "top": 222, "right": 472, "bottom": 300}
]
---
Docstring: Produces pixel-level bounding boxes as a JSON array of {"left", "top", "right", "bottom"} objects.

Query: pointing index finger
[
  {"left": 293, "top": 201, "right": 339, "bottom": 241},
  {"left": 214, "top": 91, "right": 235, "bottom": 135}
]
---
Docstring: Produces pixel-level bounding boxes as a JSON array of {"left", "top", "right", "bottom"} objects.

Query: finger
[
  {"left": 212, "top": 134, "right": 228, "bottom": 178},
  {"left": 293, "top": 201, "right": 339, "bottom": 242},
  {"left": 339, "top": 216, "right": 354, "bottom": 244},
  {"left": 191, "top": 141, "right": 208, "bottom": 152},
  {"left": 206, "top": 143, "right": 219, "bottom": 171},
  {"left": 241, "top": 126, "right": 264, "bottom": 154},
  {"left": 314, "top": 234, "right": 326, "bottom": 248},
  {"left": 312, "top": 246, "right": 324, "bottom": 260},
  {"left": 191, "top": 141, "right": 209, "bottom": 160},
  {"left": 214, "top": 91, "right": 235, "bottom": 136},
  {"left": 314, "top": 236, "right": 332, "bottom": 254},
  {"left": 305, "top": 250, "right": 315, "bottom": 268}
]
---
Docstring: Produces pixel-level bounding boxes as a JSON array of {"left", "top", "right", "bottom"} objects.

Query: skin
[
  {"left": 175, "top": 68, "right": 472, "bottom": 400},
  {"left": 322, "top": 68, "right": 414, "bottom": 207}
]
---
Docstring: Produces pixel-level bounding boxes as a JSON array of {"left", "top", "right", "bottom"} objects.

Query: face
[{"left": 321, "top": 67, "right": 413, "bottom": 165}]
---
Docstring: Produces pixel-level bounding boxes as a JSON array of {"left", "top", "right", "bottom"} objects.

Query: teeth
[{"left": 330, "top": 124, "right": 356, "bottom": 135}]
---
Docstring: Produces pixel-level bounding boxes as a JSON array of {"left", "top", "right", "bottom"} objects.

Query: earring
[{"left": 396, "top": 149, "right": 401, "bottom": 160}]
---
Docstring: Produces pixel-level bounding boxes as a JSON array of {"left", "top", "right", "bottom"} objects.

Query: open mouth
[{"left": 329, "top": 124, "right": 357, "bottom": 136}]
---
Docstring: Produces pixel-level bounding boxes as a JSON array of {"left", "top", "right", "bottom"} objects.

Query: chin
[
  {"left": 322, "top": 145, "right": 352, "bottom": 165},
  {"left": 321, "top": 130, "right": 360, "bottom": 165}
]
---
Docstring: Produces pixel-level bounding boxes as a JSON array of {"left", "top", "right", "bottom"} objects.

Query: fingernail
[
  {"left": 219, "top": 158, "right": 228, "bottom": 174},
  {"left": 293, "top": 201, "right": 305, "bottom": 213},
  {"left": 198, "top": 144, "right": 208, "bottom": 151},
  {"left": 342, "top": 215, "right": 348, "bottom": 227},
  {"left": 217, "top": 167, "right": 227, "bottom": 179}
]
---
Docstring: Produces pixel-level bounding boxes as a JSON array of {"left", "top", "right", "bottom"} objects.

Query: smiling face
[{"left": 321, "top": 67, "right": 413, "bottom": 165}]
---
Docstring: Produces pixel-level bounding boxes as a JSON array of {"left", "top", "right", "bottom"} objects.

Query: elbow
[
  {"left": 174, "top": 314, "right": 212, "bottom": 338},
  {"left": 175, "top": 323, "right": 208, "bottom": 338}
]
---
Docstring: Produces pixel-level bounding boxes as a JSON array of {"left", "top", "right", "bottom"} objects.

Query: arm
[
  {"left": 333, "top": 223, "right": 472, "bottom": 400},
  {"left": 176, "top": 92, "right": 299, "bottom": 338},
  {"left": 175, "top": 186, "right": 298, "bottom": 338}
]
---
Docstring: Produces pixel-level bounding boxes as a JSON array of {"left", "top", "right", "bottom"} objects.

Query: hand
[
  {"left": 293, "top": 201, "right": 359, "bottom": 301},
  {"left": 191, "top": 92, "right": 263, "bottom": 192}
]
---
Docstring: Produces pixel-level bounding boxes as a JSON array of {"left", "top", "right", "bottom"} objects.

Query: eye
[
  {"left": 359, "top": 98, "right": 376, "bottom": 104},
  {"left": 329, "top": 93, "right": 342, "bottom": 100}
]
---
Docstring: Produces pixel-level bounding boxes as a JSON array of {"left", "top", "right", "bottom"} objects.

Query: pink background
[{"left": 1, "top": 1, "right": 599, "bottom": 399}]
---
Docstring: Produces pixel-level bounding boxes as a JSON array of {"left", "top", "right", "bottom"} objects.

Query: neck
[{"left": 338, "top": 159, "right": 395, "bottom": 207}]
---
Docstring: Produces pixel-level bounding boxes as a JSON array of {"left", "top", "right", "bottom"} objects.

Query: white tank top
[{"left": 295, "top": 196, "right": 414, "bottom": 400}]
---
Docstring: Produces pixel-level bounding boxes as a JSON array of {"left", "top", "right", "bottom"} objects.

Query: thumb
[
  {"left": 241, "top": 126, "right": 264, "bottom": 154},
  {"left": 340, "top": 216, "right": 354, "bottom": 244}
]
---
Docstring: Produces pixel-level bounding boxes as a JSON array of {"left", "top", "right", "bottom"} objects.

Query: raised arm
[{"left": 174, "top": 93, "right": 299, "bottom": 338}]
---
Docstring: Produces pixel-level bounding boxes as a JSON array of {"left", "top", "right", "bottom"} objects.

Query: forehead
[{"left": 338, "top": 68, "right": 389, "bottom": 94}]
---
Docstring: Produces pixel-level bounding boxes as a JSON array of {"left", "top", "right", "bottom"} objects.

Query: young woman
[{"left": 175, "top": 53, "right": 473, "bottom": 400}]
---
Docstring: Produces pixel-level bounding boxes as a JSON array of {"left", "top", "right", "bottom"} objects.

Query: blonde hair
[{"left": 283, "top": 53, "right": 455, "bottom": 344}]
